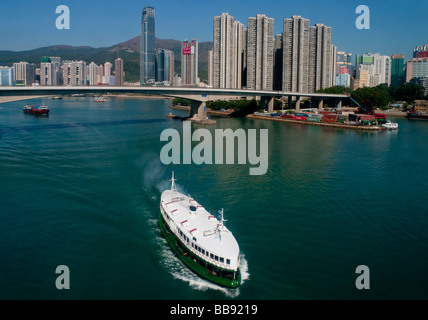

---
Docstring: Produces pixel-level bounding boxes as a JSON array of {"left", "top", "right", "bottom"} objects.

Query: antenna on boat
[
  {"left": 170, "top": 171, "right": 180, "bottom": 202},
  {"left": 214, "top": 209, "right": 228, "bottom": 242}
]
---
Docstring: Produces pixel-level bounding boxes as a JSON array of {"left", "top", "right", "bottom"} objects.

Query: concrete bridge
[{"left": 0, "top": 86, "right": 347, "bottom": 121}]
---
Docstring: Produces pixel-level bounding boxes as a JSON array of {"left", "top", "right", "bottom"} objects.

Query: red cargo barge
[{"left": 23, "top": 105, "right": 50, "bottom": 116}]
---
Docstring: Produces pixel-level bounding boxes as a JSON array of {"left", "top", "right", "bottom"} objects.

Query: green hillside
[{"left": 0, "top": 37, "right": 213, "bottom": 83}]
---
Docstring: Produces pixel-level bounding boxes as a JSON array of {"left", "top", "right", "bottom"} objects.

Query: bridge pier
[
  {"left": 189, "top": 100, "right": 208, "bottom": 122},
  {"left": 261, "top": 96, "right": 274, "bottom": 113},
  {"left": 295, "top": 96, "right": 301, "bottom": 110}
]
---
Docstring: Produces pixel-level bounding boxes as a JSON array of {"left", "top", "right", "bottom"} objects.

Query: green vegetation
[
  {"left": 351, "top": 86, "right": 393, "bottom": 109},
  {"left": 316, "top": 86, "right": 348, "bottom": 95},
  {"left": 350, "top": 83, "right": 425, "bottom": 109},
  {"left": 206, "top": 99, "right": 259, "bottom": 111},
  {"left": 172, "top": 98, "right": 192, "bottom": 106}
]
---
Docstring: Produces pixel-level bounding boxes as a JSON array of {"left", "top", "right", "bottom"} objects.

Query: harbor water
[{"left": 0, "top": 97, "right": 427, "bottom": 299}]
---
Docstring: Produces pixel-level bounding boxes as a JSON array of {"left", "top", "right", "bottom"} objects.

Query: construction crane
[{"left": 343, "top": 91, "right": 375, "bottom": 115}]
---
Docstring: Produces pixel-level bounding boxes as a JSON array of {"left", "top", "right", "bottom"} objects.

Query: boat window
[
  {"left": 226, "top": 259, "right": 230, "bottom": 265},
  {"left": 190, "top": 206, "right": 197, "bottom": 212},
  {"left": 215, "top": 256, "right": 219, "bottom": 261},
  {"left": 220, "top": 257, "right": 224, "bottom": 263},
  {"left": 210, "top": 253, "right": 214, "bottom": 259},
  {"left": 202, "top": 249, "right": 205, "bottom": 255}
]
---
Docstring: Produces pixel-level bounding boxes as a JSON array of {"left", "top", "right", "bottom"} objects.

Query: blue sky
[{"left": 0, "top": 0, "right": 426, "bottom": 61}]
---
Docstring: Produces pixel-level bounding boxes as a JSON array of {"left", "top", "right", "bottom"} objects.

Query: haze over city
[{"left": 0, "top": 0, "right": 426, "bottom": 61}]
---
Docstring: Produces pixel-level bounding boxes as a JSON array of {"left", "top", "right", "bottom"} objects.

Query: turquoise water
[{"left": 0, "top": 97, "right": 427, "bottom": 300}]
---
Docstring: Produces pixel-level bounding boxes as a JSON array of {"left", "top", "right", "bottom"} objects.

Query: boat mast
[
  {"left": 216, "top": 209, "right": 228, "bottom": 242},
  {"left": 170, "top": 171, "right": 180, "bottom": 202}
]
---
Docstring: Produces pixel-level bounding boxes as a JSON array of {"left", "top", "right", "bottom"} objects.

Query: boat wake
[{"left": 155, "top": 234, "right": 249, "bottom": 298}]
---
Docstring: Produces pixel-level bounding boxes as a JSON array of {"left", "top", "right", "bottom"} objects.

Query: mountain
[{"left": 0, "top": 37, "right": 213, "bottom": 83}]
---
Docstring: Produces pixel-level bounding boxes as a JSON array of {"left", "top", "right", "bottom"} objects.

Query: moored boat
[
  {"left": 407, "top": 110, "right": 428, "bottom": 120},
  {"left": 159, "top": 173, "right": 241, "bottom": 288},
  {"left": 23, "top": 104, "right": 49, "bottom": 115},
  {"left": 382, "top": 120, "right": 399, "bottom": 130}
]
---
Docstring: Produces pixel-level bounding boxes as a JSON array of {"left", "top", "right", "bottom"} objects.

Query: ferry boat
[
  {"left": 160, "top": 173, "right": 241, "bottom": 288},
  {"left": 23, "top": 104, "right": 49, "bottom": 115}
]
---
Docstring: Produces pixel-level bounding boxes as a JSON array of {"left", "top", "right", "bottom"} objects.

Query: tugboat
[
  {"left": 23, "top": 102, "right": 49, "bottom": 116},
  {"left": 160, "top": 173, "right": 241, "bottom": 288}
]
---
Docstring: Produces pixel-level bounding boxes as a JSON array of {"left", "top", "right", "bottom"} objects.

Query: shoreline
[
  {"left": 0, "top": 96, "right": 53, "bottom": 104},
  {"left": 374, "top": 110, "right": 408, "bottom": 117}
]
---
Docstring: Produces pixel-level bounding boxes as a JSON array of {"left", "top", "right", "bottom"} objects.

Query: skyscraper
[
  {"left": 181, "top": 39, "right": 199, "bottom": 86},
  {"left": 115, "top": 58, "right": 124, "bottom": 86},
  {"left": 213, "top": 13, "right": 247, "bottom": 89},
  {"left": 208, "top": 50, "right": 214, "bottom": 87},
  {"left": 213, "top": 13, "right": 235, "bottom": 89},
  {"left": 233, "top": 21, "right": 246, "bottom": 89},
  {"left": 247, "top": 14, "right": 274, "bottom": 91},
  {"left": 413, "top": 44, "right": 428, "bottom": 58},
  {"left": 282, "top": 16, "right": 310, "bottom": 93},
  {"left": 88, "top": 62, "right": 99, "bottom": 86},
  {"left": 273, "top": 34, "right": 283, "bottom": 90},
  {"left": 104, "top": 62, "right": 113, "bottom": 78},
  {"left": 140, "top": 7, "right": 156, "bottom": 85},
  {"left": 0, "top": 67, "right": 14, "bottom": 86},
  {"left": 308, "top": 23, "right": 332, "bottom": 92},
  {"left": 355, "top": 53, "right": 391, "bottom": 86},
  {"left": 391, "top": 55, "right": 404, "bottom": 87},
  {"left": 13, "top": 62, "right": 36, "bottom": 86},
  {"left": 406, "top": 57, "right": 428, "bottom": 82},
  {"left": 62, "top": 61, "right": 86, "bottom": 86},
  {"left": 155, "top": 49, "right": 174, "bottom": 85},
  {"left": 40, "top": 62, "right": 54, "bottom": 86}
]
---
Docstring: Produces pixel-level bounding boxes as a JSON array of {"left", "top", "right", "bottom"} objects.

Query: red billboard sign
[{"left": 183, "top": 47, "right": 192, "bottom": 55}]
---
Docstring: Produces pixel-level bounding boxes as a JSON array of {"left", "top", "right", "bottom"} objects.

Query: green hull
[{"left": 159, "top": 211, "right": 241, "bottom": 288}]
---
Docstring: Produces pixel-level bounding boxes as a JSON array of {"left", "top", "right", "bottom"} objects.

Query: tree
[
  {"left": 351, "top": 86, "right": 392, "bottom": 111},
  {"left": 393, "top": 82, "right": 425, "bottom": 104}
]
